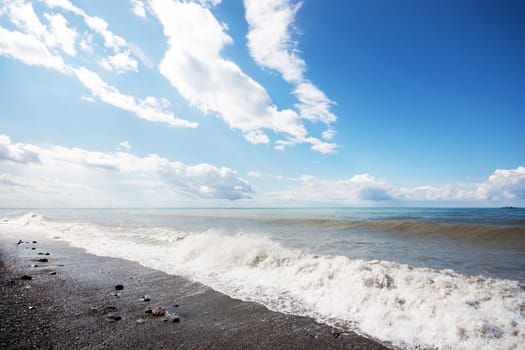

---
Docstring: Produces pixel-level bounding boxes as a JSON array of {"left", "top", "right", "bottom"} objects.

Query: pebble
[
  {"left": 48, "top": 271, "right": 57, "bottom": 275},
  {"left": 166, "top": 314, "right": 180, "bottom": 323},
  {"left": 139, "top": 295, "right": 151, "bottom": 302},
  {"left": 28, "top": 306, "right": 36, "bottom": 310},
  {"left": 151, "top": 307, "right": 165, "bottom": 316},
  {"left": 31, "top": 264, "right": 39, "bottom": 268},
  {"left": 31, "top": 248, "right": 36, "bottom": 250},
  {"left": 45, "top": 252, "right": 50, "bottom": 255},
  {"left": 136, "top": 318, "right": 145, "bottom": 324},
  {"left": 37, "top": 258, "right": 48, "bottom": 263},
  {"left": 17, "top": 240, "right": 23, "bottom": 245},
  {"left": 114, "top": 284, "right": 124, "bottom": 291},
  {"left": 20, "top": 275, "right": 32, "bottom": 280},
  {"left": 32, "top": 241, "right": 37, "bottom": 244},
  {"left": 38, "top": 252, "right": 44, "bottom": 255}
]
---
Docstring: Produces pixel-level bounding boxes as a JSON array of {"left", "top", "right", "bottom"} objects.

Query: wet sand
[{"left": 0, "top": 225, "right": 390, "bottom": 350}]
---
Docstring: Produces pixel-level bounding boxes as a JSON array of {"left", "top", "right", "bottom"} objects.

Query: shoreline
[{"left": 0, "top": 225, "right": 390, "bottom": 350}]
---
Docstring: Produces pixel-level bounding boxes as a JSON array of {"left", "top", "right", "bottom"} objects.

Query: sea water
[{"left": 1, "top": 208, "right": 524, "bottom": 349}]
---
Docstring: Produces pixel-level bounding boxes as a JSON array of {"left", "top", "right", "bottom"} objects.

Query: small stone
[
  {"left": 167, "top": 314, "right": 180, "bottom": 323},
  {"left": 139, "top": 295, "right": 151, "bottom": 302},
  {"left": 151, "top": 306, "right": 165, "bottom": 316},
  {"left": 45, "top": 252, "right": 50, "bottom": 256},
  {"left": 331, "top": 330, "right": 341, "bottom": 338},
  {"left": 38, "top": 252, "right": 44, "bottom": 255},
  {"left": 37, "top": 258, "right": 48, "bottom": 263},
  {"left": 48, "top": 271, "right": 57, "bottom": 275},
  {"left": 174, "top": 304, "right": 179, "bottom": 307},
  {"left": 17, "top": 239, "right": 23, "bottom": 245},
  {"left": 136, "top": 318, "right": 145, "bottom": 324},
  {"left": 28, "top": 306, "right": 35, "bottom": 310},
  {"left": 32, "top": 240, "right": 37, "bottom": 243},
  {"left": 31, "top": 264, "right": 39, "bottom": 268},
  {"left": 114, "top": 284, "right": 124, "bottom": 291},
  {"left": 31, "top": 248, "right": 36, "bottom": 250},
  {"left": 20, "top": 275, "right": 32, "bottom": 280},
  {"left": 144, "top": 309, "right": 153, "bottom": 314}
]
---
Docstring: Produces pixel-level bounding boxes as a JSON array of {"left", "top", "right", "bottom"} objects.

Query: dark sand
[{"left": 0, "top": 227, "right": 390, "bottom": 349}]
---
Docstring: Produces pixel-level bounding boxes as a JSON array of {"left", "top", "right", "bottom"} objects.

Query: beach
[{"left": 0, "top": 223, "right": 388, "bottom": 350}]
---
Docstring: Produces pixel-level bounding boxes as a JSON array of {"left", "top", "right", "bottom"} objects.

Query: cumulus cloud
[
  {"left": 150, "top": 0, "right": 335, "bottom": 154},
  {"left": 0, "top": 134, "right": 253, "bottom": 200},
  {"left": 244, "top": 0, "right": 337, "bottom": 132},
  {"left": 0, "top": 135, "right": 41, "bottom": 163},
  {"left": 476, "top": 166, "right": 525, "bottom": 201},
  {"left": 259, "top": 168, "right": 525, "bottom": 205}
]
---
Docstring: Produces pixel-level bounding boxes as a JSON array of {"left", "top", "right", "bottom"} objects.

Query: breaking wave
[{"left": 5, "top": 213, "right": 525, "bottom": 349}]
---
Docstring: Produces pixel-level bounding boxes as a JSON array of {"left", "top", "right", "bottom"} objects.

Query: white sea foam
[{"left": 3, "top": 213, "right": 524, "bottom": 350}]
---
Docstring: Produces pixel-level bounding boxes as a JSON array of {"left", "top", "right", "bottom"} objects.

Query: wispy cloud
[
  {"left": 150, "top": 0, "right": 335, "bottom": 154},
  {"left": 0, "top": 0, "right": 197, "bottom": 128},
  {"left": 244, "top": 0, "right": 337, "bottom": 135}
]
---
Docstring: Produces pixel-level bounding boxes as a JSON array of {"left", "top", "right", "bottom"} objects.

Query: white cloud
[
  {"left": 43, "top": 12, "right": 78, "bottom": 56},
  {"left": 150, "top": 0, "right": 334, "bottom": 154},
  {"left": 73, "top": 66, "right": 197, "bottom": 128},
  {"left": 80, "top": 95, "right": 95, "bottom": 102},
  {"left": 130, "top": 0, "right": 147, "bottom": 18},
  {"left": 475, "top": 166, "right": 525, "bottom": 201},
  {"left": 0, "top": 134, "right": 254, "bottom": 201},
  {"left": 2, "top": 1, "right": 78, "bottom": 56},
  {"left": 0, "top": 134, "right": 41, "bottom": 163},
  {"left": 79, "top": 32, "right": 94, "bottom": 53},
  {"left": 0, "top": 1, "right": 189, "bottom": 129},
  {"left": 0, "top": 25, "right": 68, "bottom": 72},
  {"left": 244, "top": 0, "right": 337, "bottom": 127},
  {"left": 247, "top": 171, "right": 261, "bottom": 177},
  {"left": 39, "top": 0, "right": 128, "bottom": 53},
  {"left": 100, "top": 50, "right": 138, "bottom": 74},
  {"left": 119, "top": 141, "right": 132, "bottom": 150},
  {"left": 258, "top": 167, "right": 525, "bottom": 205}
]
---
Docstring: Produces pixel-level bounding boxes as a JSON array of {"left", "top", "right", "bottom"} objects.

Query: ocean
[{"left": 1, "top": 208, "right": 524, "bottom": 349}]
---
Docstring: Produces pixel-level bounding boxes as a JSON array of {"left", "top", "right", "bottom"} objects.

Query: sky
[{"left": 0, "top": 0, "right": 524, "bottom": 207}]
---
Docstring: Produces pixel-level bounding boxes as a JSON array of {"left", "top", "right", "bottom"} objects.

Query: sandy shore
[{"left": 0, "top": 225, "right": 390, "bottom": 350}]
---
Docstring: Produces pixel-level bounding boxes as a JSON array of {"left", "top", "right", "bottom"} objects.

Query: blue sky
[{"left": 0, "top": 0, "right": 524, "bottom": 207}]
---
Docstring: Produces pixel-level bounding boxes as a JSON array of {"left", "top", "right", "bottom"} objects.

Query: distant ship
[{"left": 501, "top": 206, "right": 519, "bottom": 209}]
